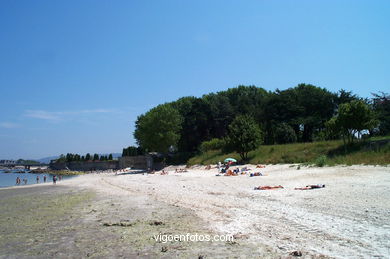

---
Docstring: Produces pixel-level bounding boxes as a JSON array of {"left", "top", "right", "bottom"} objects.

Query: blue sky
[{"left": 0, "top": 0, "right": 389, "bottom": 159}]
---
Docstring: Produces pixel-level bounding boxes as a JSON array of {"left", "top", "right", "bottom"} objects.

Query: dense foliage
[
  {"left": 56, "top": 153, "right": 114, "bottom": 162},
  {"left": 372, "top": 92, "right": 390, "bottom": 135},
  {"left": 199, "top": 138, "right": 227, "bottom": 153},
  {"left": 134, "top": 104, "right": 183, "bottom": 153},
  {"left": 274, "top": 123, "right": 297, "bottom": 144},
  {"left": 122, "top": 146, "right": 144, "bottom": 157},
  {"left": 327, "top": 100, "right": 378, "bottom": 145},
  {"left": 133, "top": 84, "right": 386, "bottom": 160},
  {"left": 16, "top": 159, "right": 40, "bottom": 165}
]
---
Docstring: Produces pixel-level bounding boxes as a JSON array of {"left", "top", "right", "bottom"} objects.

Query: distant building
[{"left": 0, "top": 160, "right": 16, "bottom": 165}]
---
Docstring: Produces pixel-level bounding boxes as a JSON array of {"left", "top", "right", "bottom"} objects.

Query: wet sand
[{"left": 0, "top": 179, "right": 274, "bottom": 258}]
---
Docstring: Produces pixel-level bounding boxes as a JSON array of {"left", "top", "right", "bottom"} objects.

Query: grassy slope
[{"left": 188, "top": 137, "right": 390, "bottom": 166}]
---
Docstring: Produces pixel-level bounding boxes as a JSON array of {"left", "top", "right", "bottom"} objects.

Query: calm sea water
[{"left": 0, "top": 170, "right": 76, "bottom": 188}]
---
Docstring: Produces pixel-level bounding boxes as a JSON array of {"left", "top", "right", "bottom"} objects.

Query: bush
[
  {"left": 275, "top": 123, "right": 297, "bottom": 144},
  {"left": 315, "top": 155, "right": 327, "bottom": 167},
  {"left": 199, "top": 138, "right": 226, "bottom": 152}
]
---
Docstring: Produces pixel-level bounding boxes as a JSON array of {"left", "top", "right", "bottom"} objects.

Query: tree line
[
  {"left": 133, "top": 84, "right": 390, "bottom": 160},
  {"left": 56, "top": 153, "right": 114, "bottom": 162},
  {"left": 122, "top": 146, "right": 144, "bottom": 157}
]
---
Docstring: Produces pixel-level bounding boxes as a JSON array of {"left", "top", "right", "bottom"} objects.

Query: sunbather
[
  {"left": 250, "top": 172, "right": 262, "bottom": 177},
  {"left": 225, "top": 170, "right": 237, "bottom": 176},
  {"left": 294, "top": 184, "right": 325, "bottom": 190},
  {"left": 254, "top": 185, "right": 283, "bottom": 190}
]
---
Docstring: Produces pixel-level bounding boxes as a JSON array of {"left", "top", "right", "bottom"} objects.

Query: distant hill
[{"left": 36, "top": 156, "right": 59, "bottom": 164}]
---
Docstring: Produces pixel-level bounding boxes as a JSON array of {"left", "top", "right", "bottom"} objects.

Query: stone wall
[{"left": 118, "top": 155, "right": 153, "bottom": 170}]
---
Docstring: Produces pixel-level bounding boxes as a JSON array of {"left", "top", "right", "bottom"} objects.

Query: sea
[{"left": 0, "top": 169, "right": 76, "bottom": 188}]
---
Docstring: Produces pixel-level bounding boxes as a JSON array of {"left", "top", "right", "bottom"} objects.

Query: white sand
[{"left": 63, "top": 164, "right": 390, "bottom": 258}]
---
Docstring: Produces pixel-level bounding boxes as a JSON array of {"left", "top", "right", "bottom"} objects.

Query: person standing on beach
[
  {"left": 36, "top": 175, "right": 39, "bottom": 184},
  {"left": 43, "top": 175, "right": 46, "bottom": 183},
  {"left": 16, "top": 177, "right": 20, "bottom": 185},
  {"left": 53, "top": 175, "right": 57, "bottom": 185}
]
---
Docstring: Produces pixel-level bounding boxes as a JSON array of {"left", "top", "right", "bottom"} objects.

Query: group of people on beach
[
  {"left": 15, "top": 175, "right": 61, "bottom": 186},
  {"left": 15, "top": 177, "right": 25, "bottom": 185}
]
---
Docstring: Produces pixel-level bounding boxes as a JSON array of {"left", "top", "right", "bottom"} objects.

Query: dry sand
[{"left": 60, "top": 164, "right": 390, "bottom": 258}]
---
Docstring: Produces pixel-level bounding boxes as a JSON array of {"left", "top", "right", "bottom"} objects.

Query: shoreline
[{"left": 0, "top": 173, "right": 79, "bottom": 189}]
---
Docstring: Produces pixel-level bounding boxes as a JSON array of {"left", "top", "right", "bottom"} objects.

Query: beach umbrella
[{"left": 224, "top": 158, "right": 237, "bottom": 163}]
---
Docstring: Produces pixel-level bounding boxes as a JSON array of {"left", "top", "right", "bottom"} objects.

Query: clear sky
[{"left": 0, "top": 0, "right": 389, "bottom": 159}]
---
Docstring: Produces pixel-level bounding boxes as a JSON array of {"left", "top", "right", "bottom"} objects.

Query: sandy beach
[{"left": 1, "top": 164, "right": 389, "bottom": 258}]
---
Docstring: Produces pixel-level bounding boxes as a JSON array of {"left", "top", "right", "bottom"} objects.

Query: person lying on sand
[
  {"left": 250, "top": 172, "right": 263, "bottom": 177},
  {"left": 294, "top": 184, "right": 325, "bottom": 190},
  {"left": 254, "top": 185, "right": 283, "bottom": 190},
  {"left": 225, "top": 170, "right": 238, "bottom": 176},
  {"left": 175, "top": 168, "right": 187, "bottom": 173},
  {"left": 256, "top": 165, "right": 266, "bottom": 168}
]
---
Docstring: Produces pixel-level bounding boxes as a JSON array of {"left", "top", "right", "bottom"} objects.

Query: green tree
[
  {"left": 324, "top": 117, "right": 342, "bottom": 140},
  {"left": 134, "top": 104, "right": 183, "bottom": 153},
  {"left": 372, "top": 92, "right": 390, "bottom": 135},
  {"left": 172, "top": 97, "right": 212, "bottom": 152},
  {"left": 108, "top": 154, "right": 113, "bottom": 160},
  {"left": 274, "top": 123, "right": 297, "bottom": 144},
  {"left": 336, "top": 100, "right": 378, "bottom": 145},
  {"left": 57, "top": 154, "right": 66, "bottom": 163},
  {"left": 226, "top": 115, "right": 263, "bottom": 161},
  {"left": 264, "top": 84, "right": 336, "bottom": 143},
  {"left": 93, "top": 153, "right": 99, "bottom": 161},
  {"left": 199, "top": 138, "right": 226, "bottom": 152},
  {"left": 292, "top": 84, "right": 336, "bottom": 142},
  {"left": 203, "top": 93, "right": 234, "bottom": 138},
  {"left": 122, "top": 146, "right": 144, "bottom": 157},
  {"left": 85, "top": 153, "right": 91, "bottom": 161},
  {"left": 263, "top": 90, "right": 302, "bottom": 144},
  {"left": 66, "top": 153, "right": 74, "bottom": 162},
  {"left": 337, "top": 89, "right": 359, "bottom": 105}
]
